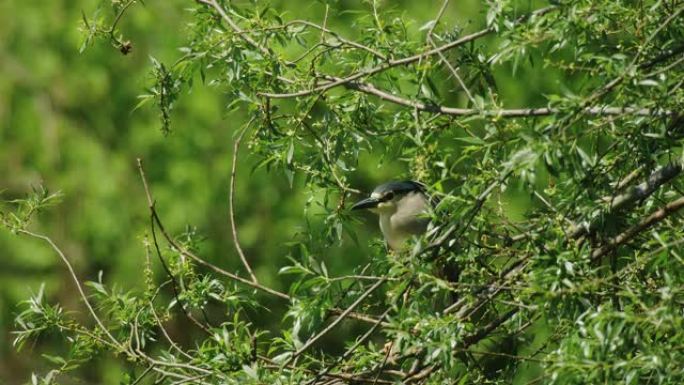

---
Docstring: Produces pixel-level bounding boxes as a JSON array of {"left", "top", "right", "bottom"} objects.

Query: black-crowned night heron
[{"left": 351, "top": 181, "right": 430, "bottom": 250}]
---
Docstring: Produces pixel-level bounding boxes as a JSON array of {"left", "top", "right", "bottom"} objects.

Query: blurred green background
[{"left": 0, "top": 0, "right": 547, "bottom": 383}]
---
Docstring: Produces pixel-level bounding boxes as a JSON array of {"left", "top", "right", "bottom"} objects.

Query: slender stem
[
  {"left": 198, "top": 0, "right": 271, "bottom": 57},
  {"left": 137, "top": 158, "right": 382, "bottom": 325},
  {"left": 305, "top": 306, "right": 393, "bottom": 385},
  {"left": 137, "top": 158, "right": 288, "bottom": 300},
  {"left": 591, "top": 195, "right": 684, "bottom": 260},
  {"left": 258, "top": 6, "right": 556, "bottom": 99},
  {"left": 572, "top": 162, "right": 683, "bottom": 239},
  {"left": 229, "top": 127, "right": 258, "bottom": 283},
  {"left": 285, "top": 278, "right": 386, "bottom": 366},
  {"left": 18, "top": 229, "right": 121, "bottom": 349}
]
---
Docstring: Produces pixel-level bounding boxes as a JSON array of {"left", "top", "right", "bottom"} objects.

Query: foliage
[{"left": 3, "top": 0, "right": 684, "bottom": 384}]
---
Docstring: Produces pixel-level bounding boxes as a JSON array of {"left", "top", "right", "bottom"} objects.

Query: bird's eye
[{"left": 384, "top": 192, "right": 394, "bottom": 201}]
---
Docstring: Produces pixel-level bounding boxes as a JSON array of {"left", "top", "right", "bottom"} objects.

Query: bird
[{"left": 351, "top": 180, "right": 430, "bottom": 251}]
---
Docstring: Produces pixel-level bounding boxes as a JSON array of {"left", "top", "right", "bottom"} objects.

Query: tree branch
[
  {"left": 591, "top": 195, "right": 684, "bottom": 261},
  {"left": 197, "top": 0, "right": 271, "bottom": 58},
  {"left": 285, "top": 278, "right": 387, "bottom": 366},
  {"left": 137, "top": 158, "right": 290, "bottom": 300},
  {"left": 571, "top": 162, "right": 684, "bottom": 239},
  {"left": 229, "top": 127, "right": 258, "bottom": 283},
  {"left": 17, "top": 229, "right": 122, "bottom": 348},
  {"left": 257, "top": 6, "right": 557, "bottom": 99},
  {"left": 341, "top": 78, "right": 666, "bottom": 117},
  {"left": 305, "top": 306, "right": 393, "bottom": 385},
  {"left": 137, "top": 158, "right": 382, "bottom": 325}
]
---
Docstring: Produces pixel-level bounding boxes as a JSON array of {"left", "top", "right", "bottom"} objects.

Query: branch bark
[
  {"left": 342, "top": 79, "right": 668, "bottom": 117},
  {"left": 18, "top": 229, "right": 122, "bottom": 348},
  {"left": 137, "top": 158, "right": 382, "bottom": 326},
  {"left": 257, "top": 6, "right": 557, "bottom": 99},
  {"left": 591, "top": 195, "right": 684, "bottom": 261},
  {"left": 571, "top": 162, "right": 684, "bottom": 239},
  {"left": 285, "top": 278, "right": 387, "bottom": 366},
  {"left": 229, "top": 127, "right": 258, "bottom": 283}
]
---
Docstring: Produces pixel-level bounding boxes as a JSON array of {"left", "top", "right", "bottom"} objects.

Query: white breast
[{"left": 378, "top": 191, "right": 429, "bottom": 250}]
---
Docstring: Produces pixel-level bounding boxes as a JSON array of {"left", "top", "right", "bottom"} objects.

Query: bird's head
[{"left": 351, "top": 180, "right": 427, "bottom": 214}]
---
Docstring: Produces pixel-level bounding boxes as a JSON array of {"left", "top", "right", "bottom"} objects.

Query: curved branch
[
  {"left": 285, "top": 278, "right": 387, "bottom": 366},
  {"left": 257, "top": 27, "right": 491, "bottom": 99},
  {"left": 229, "top": 127, "right": 258, "bottom": 283},
  {"left": 258, "top": 6, "right": 557, "bottom": 99},
  {"left": 17, "top": 230, "right": 121, "bottom": 348},
  {"left": 591, "top": 195, "right": 684, "bottom": 261},
  {"left": 341, "top": 79, "right": 667, "bottom": 117},
  {"left": 136, "top": 158, "right": 382, "bottom": 326},
  {"left": 198, "top": 0, "right": 271, "bottom": 58},
  {"left": 304, "top": 306, "right": 393, "bottom": 385},
  {"left": 270, "top": 20, "right": 387, "bottom": 60},
  {"left": 572, "top": 162, "right": 684, "bottom": 239}
]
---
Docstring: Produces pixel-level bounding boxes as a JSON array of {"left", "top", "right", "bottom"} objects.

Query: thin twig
[
  {"left": 337, "top": 78, "right": 667, "bottom": 117},
  {"left": 169, "top": 373, "right": 213, "bottom": 385},
  {"left": 591, "top": 195, "right": 684, "bottom": 261},
  {"left": 285, "top": 278, "right": 387, "bottom": 366},
  {"left": 305, "top": 306, "right": 393, "bottom": 385},
  {"left": 197, "top": 0, "right": 271, "bottom": 58},
  {"left": 427, "top": 171, "right": 512, "bottom": 254},
  {"left": 130, "top": 365, "right": 155, "bottom": 385},
  {"left": 17, "top": 229, "right": 121, "bottom": 348},
  {"left": 372, "top": 340, "right": 393, "bottom": 385},
  {"left": 258, "top": 6, "right": 557, "bottom": 99},
  {"left": 137, "top": 158, "right": 289, "bottom": 301},
  {"left": 229, "top": 127, "right": 258, "bottom": 282},
  {"left": 137, "top": 158, "right": 381, "bottom": 325},
  {"left": 571, "top": 162, "right": 683, "bottom": 239},
  {"left": 261, "top": 356, "right": 395, "bottom": 384},
  {"left": 425, "top": 0, "right": 476, "bottom": 105},
  {"left": 147, "top": 201, "right": 213, "bottom": 334},
  {"left": 148, "top": 300, "right": 195, "bottom": 361}
]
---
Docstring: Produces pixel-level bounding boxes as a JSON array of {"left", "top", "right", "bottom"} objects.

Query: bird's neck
[{"left": 378, "top": 209, "right": 402, "bottom": 250}]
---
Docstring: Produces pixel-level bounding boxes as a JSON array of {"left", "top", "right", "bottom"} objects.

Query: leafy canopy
[{"left": 5, "top": 0, "right": 684, "bottom": 384}]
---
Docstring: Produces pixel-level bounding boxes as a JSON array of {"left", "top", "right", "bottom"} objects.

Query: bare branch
[
  {"left": 197, "top": 0, "right": 271, "bottom": 58},
  {"left": 572, "top": 162, "right": 684, "bottom": 239},
  {"left": 425, "top": 0, "right": 476, "bottom": 105},
  {"left": 591, "top": 195, "right": 684, "bottom": 261},
  {"left": 340, "top": 78, "right": 667, "bottom": 118},
  {"left": 285, "top": 278, "right": 387, "bottom": 366},
  {"left": 305, "top": 306, "right": 393, "bottom": 385},
  {"left": 258, "top": 6, "right": 557, "bottom": 99},
  {"left": 137, "top": 158, "right": 382, "bottom": 325},
  {"left": 17, "top": 229, "right": 121, "bottom": 348},
  {"left": 273, "top": 20, "right": 387, "bottom": 60},
  {"left": 137, "top": 158, "right": 289, "bottom": 300},
  {"left": 256, "top": 23, "right": 487, "bottom": 99},
  {"left": 148, "top": 300, "right": 195, "bottom": 361},
  {"left": 229, "top": 127, "right": 258, "bottom": 283}
]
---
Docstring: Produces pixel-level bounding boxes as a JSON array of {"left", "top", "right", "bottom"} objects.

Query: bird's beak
[{"left": 351, "top": 196, "right": 380, "bottom": 210}]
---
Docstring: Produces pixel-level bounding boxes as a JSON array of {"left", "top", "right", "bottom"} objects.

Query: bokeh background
[{"left": 0, "top": 0, "right": 549, "bottom": 383}]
